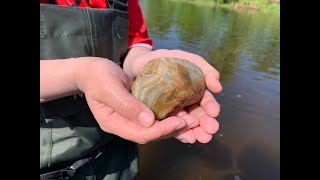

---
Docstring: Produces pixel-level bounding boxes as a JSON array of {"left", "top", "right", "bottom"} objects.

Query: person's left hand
[{"left": 124, "top": 48, "right": 222, "bottom": 143}]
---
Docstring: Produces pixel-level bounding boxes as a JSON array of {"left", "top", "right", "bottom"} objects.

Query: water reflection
[
  {"left": 137, "top": 1, "right": 280, "bottom": 180},
  {"left": 236, "top": 143, "right": 280, "bottom": 180},
  {"left": 141, "top": 0, "right": 280, "bottom": 83},
  {"left": 136, "top": 138, "right": 234, "bottom": 180}
]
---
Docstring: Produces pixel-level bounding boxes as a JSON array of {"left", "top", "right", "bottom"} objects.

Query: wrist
[
  {"left": 74, "top": 57, "right": 106, "bottom": 93},
  {"left": 40, "top": 57, "right": 88, "bottom": 103}
]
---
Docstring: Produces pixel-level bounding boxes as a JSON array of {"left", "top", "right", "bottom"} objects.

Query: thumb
[{"left": 104, "top": 84, "right": 155, "bottom": 127}]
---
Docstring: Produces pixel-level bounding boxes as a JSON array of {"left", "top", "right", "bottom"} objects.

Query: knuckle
[
  {"left": 99, "top": 124, "right": 112, "bottom": 134},
  {"left": 190, "top": 138, "right": 197, "bottom": 144},
  {"left": 134, "top": 131, "right": 151, "bottom": 144},
  {"left": 213, "top": 105, "right": 221, "bottom": 117},
  {"left": 214, "top": 70, "right": 220, "bottom": 79},
  {"left": 170, "top": 49, "right": 184, "bottom": 55},
  {"left": 118, "top": 99, "right": 137, "bottom": 120},
  {"left": 193, "top": 53, "right": 203, "bottom": 60},
  {"left": 136, "top": 137, "right": 150, "bottom": 144},
  {"left": 212, "top": 121, "right": 220, "bottom": 134}
]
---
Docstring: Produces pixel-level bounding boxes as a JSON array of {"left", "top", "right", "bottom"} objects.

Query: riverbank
[{"left": 168, "top": 0, "right": 280, "bottom": 14}]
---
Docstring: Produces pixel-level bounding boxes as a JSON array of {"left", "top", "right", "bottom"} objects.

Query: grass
[{"left": 167, "top": 0, "right": 280, "bottom": 14}]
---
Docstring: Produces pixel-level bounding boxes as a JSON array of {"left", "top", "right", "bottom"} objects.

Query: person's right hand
[{"left": 75, "top": 57, "right": 187, "bottom": 144}]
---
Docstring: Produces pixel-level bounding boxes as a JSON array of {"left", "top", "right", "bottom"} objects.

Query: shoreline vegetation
[{"left": 168, "top": 0, "right": 280, "bottom": 14}]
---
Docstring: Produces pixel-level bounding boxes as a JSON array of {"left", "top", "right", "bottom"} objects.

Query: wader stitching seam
[
  {"left": 112, "top": 10, "right": 115, "bottom": 62},
  {"left": 91, "top": 9, "right": 97, "bottom": 57},
  {"left": 85, "top": 8, "right": 96, "bottom": 56},
  {"left": 40, "top": 13, "right": 47, "bottom": 39},
  {"left": 51, "top": 135, "right": 79, "bottom": 144},
  {"left": 49, "top": 124, "right": 53, "bottom": 167},
  {"left": 43, "top": 35, "right": 92, "bottom": 39}
]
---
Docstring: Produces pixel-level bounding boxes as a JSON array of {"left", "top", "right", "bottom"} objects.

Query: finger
[
  {"left": 133, "top": 116, "right": 187, "bottom": 144},
  {"left": 148, "top": 109, "right": 198, "bottom": 142},
  {"left": 171, "top": 110, "right": 199, "bottom": 128},
  {"left": 192, "top": 126, "right": 212, "bottom": 143},
  {"left": 175, "top": 129, "right": 196, "bottom": 144},
  {"left": 97, "top": 109, "right": 187, "bottom": 144},
  {"left": 188, "top": 104, "right": 220, "bottom": 134},
  {"left": 159, "top": 49, "right": 222, "bottom": 93},
  {"left": 150, "top": 110, "right": 198, "bottom": 142},
  {"left": 102, "top": 81, "right": 155, "bottom": 128},
  {"left": 200, "top": 90, "right": 220, "bottom": 117},
  {"left": 205, "top": 71, "right": 223, "bottom": 93}
]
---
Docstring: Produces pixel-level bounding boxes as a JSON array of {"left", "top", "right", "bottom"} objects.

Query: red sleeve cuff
[{"left": 128, "top": 0, "right": 154, "bottom": 49}]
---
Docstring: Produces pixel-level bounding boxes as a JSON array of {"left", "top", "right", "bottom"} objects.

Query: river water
[{"left": 136, "top": 1, "right": 280, "bottom": 180}]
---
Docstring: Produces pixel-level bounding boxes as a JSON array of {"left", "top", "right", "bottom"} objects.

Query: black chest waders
[{"left": 40, "top": 1, "right": 138, "bottom": 179}]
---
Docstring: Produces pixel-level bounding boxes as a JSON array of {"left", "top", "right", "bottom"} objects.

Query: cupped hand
[
  {"left": 75, "top": 57, "right": 187, "bottom": 144},
  {"left": 126, "top": 49, "right": 222, "bottom": 144}
]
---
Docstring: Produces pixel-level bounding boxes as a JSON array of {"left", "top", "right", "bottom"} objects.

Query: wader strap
[
  {"left": 47, "top": 0, "right": 57, "bottom": 5},
  {"left": 71, "top": 0, "right": 82, "bottom": 7},
  {"left": 108, "top": 0, "right": 128, "bottom": 11},
  {"left": 40, "top": 2, "right": 128, "bottom": 123},
  {"left": 40, "top": 94, "right": 88, "bottom": 123},
  {"left": 47, "top": 0, "right": 82, "bottom": 7},
  {"left": 40, "top": 150, "right": 103, "bottom": 180}
]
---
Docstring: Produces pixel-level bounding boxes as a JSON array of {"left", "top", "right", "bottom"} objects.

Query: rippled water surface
[{"left": 136, "top": 1, "right": 280, "bottom": 180}]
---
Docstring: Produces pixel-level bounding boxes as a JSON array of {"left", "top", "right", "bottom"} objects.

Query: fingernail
[
  {"left": 178, "top": 134, "right": 189, "bottom": 143},
  {"left": 215, "top": 79, "right": 222, "bottom": 86},
  {"left": 180, "top": 139, "right": 188, "bottom": 143},
  {"left": 186, "top": 118, "right": 195, "bottom": 126},
  {"left": 175, "top": 121, "right": 186, "bottom": 130},
  {"left": 138, "top": 111, "right": 154, "bottom": 127}
]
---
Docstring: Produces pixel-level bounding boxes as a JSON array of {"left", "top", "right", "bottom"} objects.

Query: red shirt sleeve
[{"left": 128, "top": 0, "right": 154, "bottom": 49}]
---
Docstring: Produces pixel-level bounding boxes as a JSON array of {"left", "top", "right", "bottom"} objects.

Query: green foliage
[
  {"left": 215, "top": 0, "right": 238, "bottom": 4},
  {"left": 165, "top": 0, "right": 279, "bottom": 14},
  {"left": 262, "top": 3, "right": 280, "bottom": 13}
]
